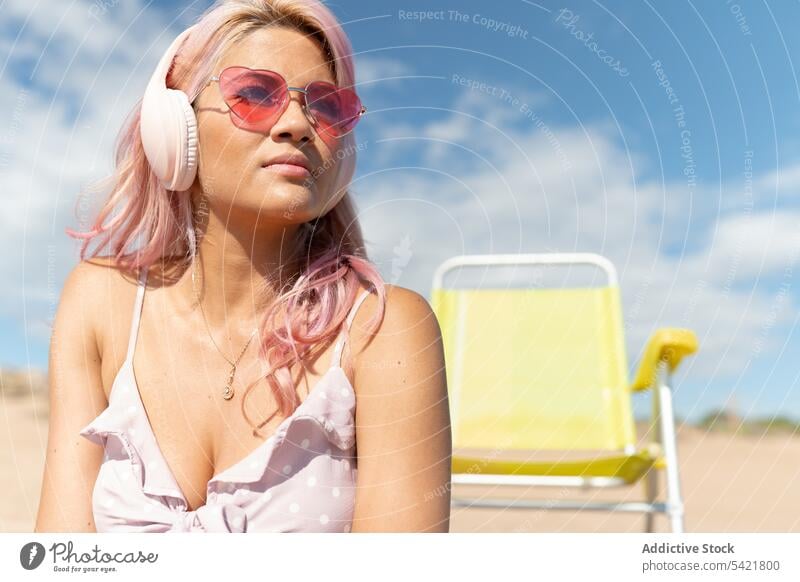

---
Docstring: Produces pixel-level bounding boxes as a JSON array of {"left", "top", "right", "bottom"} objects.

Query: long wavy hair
[{"left": 65, "top": 0, "right": 386, "bottom": 436}]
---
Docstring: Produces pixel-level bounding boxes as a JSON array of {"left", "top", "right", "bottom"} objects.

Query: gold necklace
[{"left": 191, "top": 257, "right": 259, "bottom": 401}]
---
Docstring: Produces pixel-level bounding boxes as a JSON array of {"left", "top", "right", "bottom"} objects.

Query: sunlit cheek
[
  {"left": 316, "top": 129, "right": 340, "bottom": 152},
  {"left": 304, "top": 157, "right": 333, "bottom": 199}
]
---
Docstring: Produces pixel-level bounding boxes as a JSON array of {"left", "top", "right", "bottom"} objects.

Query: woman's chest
[{"left": 98, "top": 311, "right": 345, "bottom": 512}]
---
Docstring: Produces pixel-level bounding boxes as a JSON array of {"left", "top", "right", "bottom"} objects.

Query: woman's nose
[{"left": 270, "top": 92, "right": 315, "bottom": 143}]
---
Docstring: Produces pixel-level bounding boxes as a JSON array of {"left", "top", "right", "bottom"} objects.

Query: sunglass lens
[
  {"left": 306, "top": 82, "right": 363, "bottom": 136},
  {"left": 219, "top": 67, "right": 286, "bottom": 126}
]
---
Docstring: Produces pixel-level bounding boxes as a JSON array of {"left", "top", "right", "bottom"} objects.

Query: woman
[{"left": 35, "top": 0, "right": 451, "bottom": 533}]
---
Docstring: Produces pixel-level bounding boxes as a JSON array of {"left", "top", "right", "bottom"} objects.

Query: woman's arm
[
  {"left": 35, "top": 262, "right": 109, "bottom": 532},
  {"left": 350, "top": 284, "right": 452, "bottom": 532}
]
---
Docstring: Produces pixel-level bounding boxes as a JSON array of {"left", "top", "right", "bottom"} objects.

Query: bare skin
[{"left": 35, "top": 26, "right": 451, "bottom": 533}]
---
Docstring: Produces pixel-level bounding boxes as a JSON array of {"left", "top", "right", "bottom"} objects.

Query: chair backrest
[{"left": 431, "top": 253, "right": 636, "bottom": 452}]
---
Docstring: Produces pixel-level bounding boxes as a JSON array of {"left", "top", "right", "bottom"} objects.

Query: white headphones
[{"left": 139, "top": 26, "right": 199, "bottom": 192}]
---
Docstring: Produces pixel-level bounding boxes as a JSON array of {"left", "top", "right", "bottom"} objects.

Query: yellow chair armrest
[{"left": 631, "top": 328, "right": 698, "bottom": 392}]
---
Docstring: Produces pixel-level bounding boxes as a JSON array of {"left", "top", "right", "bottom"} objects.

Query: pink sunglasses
[{"left": 195, "top": 65, "right": 366, "bottom": 138}]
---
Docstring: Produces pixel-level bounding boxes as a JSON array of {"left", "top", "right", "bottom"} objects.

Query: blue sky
[{"left": 2, "top": 0, "right": 800, "bottom": 423}]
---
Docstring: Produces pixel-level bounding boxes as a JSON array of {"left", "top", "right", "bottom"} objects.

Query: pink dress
[{"left": 80, "top": 267, "right": 373, "bottom": 532}]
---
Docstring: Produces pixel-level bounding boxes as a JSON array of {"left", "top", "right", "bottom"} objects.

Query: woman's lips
[{"left": 262, "top": 163, "right": 312, "bottom": 179}]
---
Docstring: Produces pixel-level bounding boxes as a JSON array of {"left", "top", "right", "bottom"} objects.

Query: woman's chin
[
  {"left": 257, "top": 188, "right": 315, "bottom": 216},
  {"left": 256, "top": 177, "right": 315, "bottom": 199}
]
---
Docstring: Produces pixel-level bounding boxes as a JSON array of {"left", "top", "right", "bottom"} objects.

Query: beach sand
[
  {"left": 2, "top": 392, "right": 798, "bottom": 533},
  {"left": 450, "top": 422, "right": 800, "bottom": 532}
]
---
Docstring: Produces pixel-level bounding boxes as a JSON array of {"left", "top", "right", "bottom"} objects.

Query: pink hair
[{"left": 65, "top": 0, "right": 386, "bottom": 436}]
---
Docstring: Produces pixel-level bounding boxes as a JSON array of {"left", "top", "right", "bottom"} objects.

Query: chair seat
[{"left": 453, "top": 447, "right": 661, "bottom": 484}]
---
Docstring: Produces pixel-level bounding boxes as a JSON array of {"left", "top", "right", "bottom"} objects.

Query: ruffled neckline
[{"left": 79, "top": 361, "right": 356, "bottom": 508}]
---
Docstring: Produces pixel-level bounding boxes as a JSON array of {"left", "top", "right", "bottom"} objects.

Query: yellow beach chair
[{"left": 431, "top": 253, "right": 698, "bottom": 532}]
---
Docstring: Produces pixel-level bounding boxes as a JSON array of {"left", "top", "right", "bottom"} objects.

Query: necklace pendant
[{"left": 222, "top": 365, "right": 236, "bottom": 400}]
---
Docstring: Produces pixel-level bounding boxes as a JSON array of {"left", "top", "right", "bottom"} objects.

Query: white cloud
[
  {"left": 695, "top": 211, "right": 800, "bottom": 282},
  {"left": 355, "top": 54, "right": 416, "bottom": 88},
  {"left": 755, "top": 161, "right": 800, "bottom": 198}
]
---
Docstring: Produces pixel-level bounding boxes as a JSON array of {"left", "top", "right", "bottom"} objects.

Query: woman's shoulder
[
  {"left": 73, "top": 254, "right": 140, "bottom": 281},
  {"left": 349, "top": 282, "right": 442, "bottom": 374},
  {"left": 355, "top": 282, "right": 435, "bottom": 325},
  {"left": 67, "top": 256, "right": 143, "bottom": 304},
  {"left": 75, "top": 254, "right": 185, "bottom": 288},
  {"left": 64, "top": 256, "right": 120, "bottom": 296},
  {"left": 64, "top": 256, "right": 144, "bottom": 354}
]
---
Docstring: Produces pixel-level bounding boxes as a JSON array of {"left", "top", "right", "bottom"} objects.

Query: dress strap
[
  {"left": 331, "top": 286, "right": 374, "bottom": 369},
  {"left": 125, "top": 267, "right": 149, "bottom": 363}
]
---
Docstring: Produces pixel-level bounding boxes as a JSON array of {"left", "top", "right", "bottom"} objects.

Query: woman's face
[{"left": 192, "top": 26, "right": 343, "bottom": 228}]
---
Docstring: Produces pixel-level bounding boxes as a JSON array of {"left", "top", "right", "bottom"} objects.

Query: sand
[{"left": 3, "top": 391, "right": 798, "bottom": 533}]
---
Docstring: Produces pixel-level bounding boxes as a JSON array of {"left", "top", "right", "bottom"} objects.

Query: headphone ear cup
[{"left": 139, "top": 26, "right": 199, "bottom": 192}]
